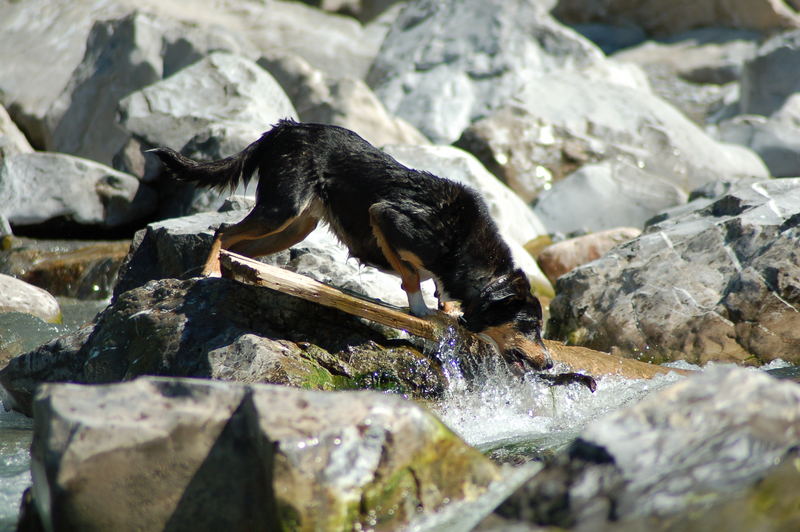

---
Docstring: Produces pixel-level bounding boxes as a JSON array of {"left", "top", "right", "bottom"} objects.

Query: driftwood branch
[{"left": 219, "top": 250, "right": 690, "bottom": 380}]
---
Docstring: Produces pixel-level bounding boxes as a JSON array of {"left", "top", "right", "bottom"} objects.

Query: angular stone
[
  {"left": 493, "top": 366, "right": 800, "bottom": 528},
  {"left": 30, "top": 377, "right": 498, "bottom": 531},
  {"left": 548, "top": 179, "right": 800, "bottom": 364},
  {"left": 367, "top": 0, "right": 629, "bottom": 144}
]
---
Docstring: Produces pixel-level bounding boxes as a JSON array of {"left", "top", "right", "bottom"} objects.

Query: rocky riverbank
[{"left": 2, "top": 0, "right": 800, "bottom": 530}]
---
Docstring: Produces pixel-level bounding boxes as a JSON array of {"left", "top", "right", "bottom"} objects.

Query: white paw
[{"left": 407, "top": 291, "right": 432, "bottom": 317}]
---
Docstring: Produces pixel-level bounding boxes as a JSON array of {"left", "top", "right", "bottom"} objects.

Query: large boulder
[
  {"left": 45, "top": 11, "right": 252, "bottom": 169},
  {"left": 532, "top": 161, "right": 688, "bottom": 234},
  {"left": 0, "top": 152, "right": 156, "bottom": 232},
  {"left": 30, "top": 377, "right": 498, "bottom": 530},
  {"left": 740, "top": 29, "right": 800, "bottom": 116},
  {"left": 0, "top": 274, "right": 61, "bottom": 324},
  {"left": 548, "top": 178, "right": 800, "bottom": 365},
  {"left": 120, "top": 52, "right": 297, "bottom": 161},
  {"left": 382, "top": 144, "right": 553, "bottom": 296},
  {"left": 455, "top": 72, "right": 768, "bottom": 211},
  {"left": 492, "top": 366, "right": 800, "bottom": 528},
  {"left": 367, "top": 0, "right": 642, "bottom": 144},
  {"left": 0, "top": 276, "right": 446, "bottom": 416},
  {"left": 553, "top": 0, "right": 800, "bottom": 36}
]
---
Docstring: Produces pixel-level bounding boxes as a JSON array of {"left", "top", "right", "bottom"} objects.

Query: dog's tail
[{"left": 148, "top": 135, "right": 266, "bottom": 193}]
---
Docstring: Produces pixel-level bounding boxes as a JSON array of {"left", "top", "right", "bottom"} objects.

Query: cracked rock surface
[{"left": 548, "top": 178, "right": 800, "bottom": 364}]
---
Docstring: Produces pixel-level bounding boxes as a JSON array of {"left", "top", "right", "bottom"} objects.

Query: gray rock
[
  {"left": 548, "top": 178, "right": 800, "bottom": 365},
  {"left": 715, "top": 95, "right": 800, "bottom": 178},
  {"left": 45, "top": 12, "right": 252, "bottom": 168},
  {"left": 0, "top": 274, "right": 61, "bottom": 324},
  {"left": 30, "top": 377, "right": 498, "bottom": 531},
  {"left": 259, "top": 52, "right": 429, "bottom": 147},
  {"left": 0, "top": 0, "right": 131, "bottom": 148},
  {"left": 367, "top": 0, "right": 628, "bottom": 144},
  {"left": 741, "top": 29, "right": 800, "bottom": 116},
  {"left": 0, "top": 152, "right": 156, "bottom": 230},
  {"left": 382, "top": 144, "right": 553, "bottom": 296},
  {"left": 0, "top": 276, "right": 446, "bottom": 416},
  {"left": 456, "top": 72, "right": 767, "bottom": 209},
  {"left": 493, "top": 366, "right": 800, "bottom": 528},
  {"left": 121, "top": 52, "right": 296, "bottom": 159},
  {"left": 554, "top": 0, "right": 800, "bottom": 36},
  {"left": 532, "top": 161, "right": 688, "bottom": 234},
  {"left": 0, "top": 105, "right": 32, "bottom": 161}
]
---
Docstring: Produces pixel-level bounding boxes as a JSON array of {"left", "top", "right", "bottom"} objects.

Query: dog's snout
[{"left": 507, "top": 345, "right": 552, "bottom": 371}]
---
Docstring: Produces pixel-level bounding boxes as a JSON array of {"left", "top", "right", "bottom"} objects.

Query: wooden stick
[{"left": 219, "top": 250, "right": 691, "bottom": 379}]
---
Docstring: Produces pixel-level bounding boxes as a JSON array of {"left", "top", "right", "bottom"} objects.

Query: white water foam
[{"left": 428, "top": 329, "right": 686, "bottom": 451}]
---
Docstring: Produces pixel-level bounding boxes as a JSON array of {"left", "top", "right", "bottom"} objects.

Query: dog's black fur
[{"left": 151, "top": 119, "right": 553, "bottom": 371}]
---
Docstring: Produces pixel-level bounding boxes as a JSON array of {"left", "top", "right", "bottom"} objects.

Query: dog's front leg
[{"left": 406, "top": 288, "right": 432, "bottom": 317}]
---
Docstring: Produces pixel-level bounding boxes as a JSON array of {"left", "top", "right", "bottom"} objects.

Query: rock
[
  {"left": 0, "top": 238, "right": 131, "bottom": 300},
  {"left": 0, "top": 152, "right": 157, "bottom": 233},
  {"left": 570, "top": 23, "right": 647, "bottom": 55},
  {"left": 0, "top": 274, "right": 61, "bottom": 324},
  {"left": 610, "top": 28, "right": 759, "bottom": 124},
  {"left": 0, "top": 0, "right": 130, "bottom": 149},
  {"left": 46, "top": 11, "right": 252, "bottom": 169},
  {"left": 30, "top": 377, "right": 498, "bottom": 530},
  {"left": 715, "top": 95, "right": 800, "bottom": 178},
  {"left": 741, "top": 29, "right": 800, "bottom": 116},
  {"left": 492, "top": 366, "right": 800, "bottom": 528},
  {"left": 548, "top": 178, "right": 800, "bottom": 365},
  {"left": 613, "top": 28, "right": 759, "bottom": 86},
  {"left": 553, "top": 0, "right": 800, "bottom": 36},
  {"left": 532, "top": 162, "right": 688, "bottom": 235},
  {"left": 0, "top": 105, "right": 32, "bottom": 160},
  {"left": 0, "top": 276, "right": 446, "bottom": 416},
  {"left": 120, "top": 52, "right": 297, "bottom": 214},
  {"left": 121, "top": 52, "right": 296, "bottom": 160},
  {"left": 536, "top": 228, "right": 641, "bottom": 285},
  {"left": 455, "top": 72, "right": 767, "bottom": 208},
  {"left": 259, "top": 52, "right": 429, "bottom": 146},
  {"left": 382, "top": 144, "right": 553, "bottom": 296},
  {"left": 367, "top": 0, "right": 628, "bottom": 144}
]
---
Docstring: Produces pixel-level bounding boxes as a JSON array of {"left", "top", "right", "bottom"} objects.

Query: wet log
[{"left": 219, "top": 250, "right": 690, "bottom": 380}]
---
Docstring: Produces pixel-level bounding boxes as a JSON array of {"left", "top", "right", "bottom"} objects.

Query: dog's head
[{"left": 463, "top": 269, "right": 553, "bottom": 372}]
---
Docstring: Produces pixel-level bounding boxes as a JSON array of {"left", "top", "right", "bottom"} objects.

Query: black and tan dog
[{"left": 151, "top": 119, "right": 554, "bottom": 372}]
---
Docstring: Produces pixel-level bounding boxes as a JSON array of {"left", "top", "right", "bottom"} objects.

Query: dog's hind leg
[
  {"left": 228, "top": 214, "right": 319, "bottom": 257},
  {"left": 203, "top": 205, "right": 306, "bottom": 276},
  {"left": 368, "top": 203, "right": 432, "bottom": 317}
]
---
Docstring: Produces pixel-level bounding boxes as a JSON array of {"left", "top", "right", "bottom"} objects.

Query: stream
[{"left": 0, "top": 301, "right": 793, "bottom": 530}]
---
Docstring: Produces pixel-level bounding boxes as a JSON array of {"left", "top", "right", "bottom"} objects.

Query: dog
[{"left": 150, "top": 119, "right": 553, "bottom": 371}]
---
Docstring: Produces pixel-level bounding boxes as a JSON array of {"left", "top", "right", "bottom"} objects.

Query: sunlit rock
[
  {"left": 29, "top": 377, "right": 498, "bottom": 530},
  {"left": 549, "top": 178, "right": 800, "bottom": 365},
  {"left": 492, "top": 366, "right": 800, "bottom": 528},
  {"left": 0, "top": 274, "right": 60, "bottom": 325},
  {"left": 0, "top": 152, "right": 156, "bottom": 233}
]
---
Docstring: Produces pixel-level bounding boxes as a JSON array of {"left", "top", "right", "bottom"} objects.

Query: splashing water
[{"left": 427, "top": 327, "right": 686, "bottom": 453}]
